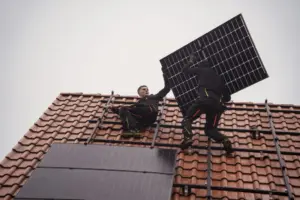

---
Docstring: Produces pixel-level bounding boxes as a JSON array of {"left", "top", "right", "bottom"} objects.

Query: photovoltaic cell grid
[{"left": 160, "top": 14, "right": 269, "bottom": 116}]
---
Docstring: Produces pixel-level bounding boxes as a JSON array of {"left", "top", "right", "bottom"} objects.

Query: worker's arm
[
  {"left": 152, "top": 73, "right": 170, "bottom": 100},
  {"left": 109, "top": 103, "right": 137, "bottom": 114}
]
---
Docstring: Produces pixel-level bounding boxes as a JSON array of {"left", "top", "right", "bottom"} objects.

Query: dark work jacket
[
  {"left": 132, "top": 86, "right": 170, "bottom": 113},
  {"left": 182, "top": 59, "right": 231, "bottom": 103}
]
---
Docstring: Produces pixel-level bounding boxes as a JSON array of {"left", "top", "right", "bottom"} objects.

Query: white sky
[{"left": 1, "top": 0, "right": 299, "bottom": 160}]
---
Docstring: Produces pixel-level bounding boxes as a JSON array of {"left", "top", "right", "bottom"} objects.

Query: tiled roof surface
[{"left": 1, "top": 93, "right": 300, "bottom": 200}]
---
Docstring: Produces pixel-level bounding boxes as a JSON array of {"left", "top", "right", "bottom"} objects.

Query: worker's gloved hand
[
  {"left": 189, "top": 53, "right": 197, "bottom": 63},
  {"left": 110, "top": 106, "right": 120, "bottom": 114}
]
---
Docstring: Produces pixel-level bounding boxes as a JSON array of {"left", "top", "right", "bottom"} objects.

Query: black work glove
[
  {"left": 188, "top": 53, "right": 197, "bottom": 63},
  {"left": 110, "top": 106, "right": 120, "bottom": 114}
]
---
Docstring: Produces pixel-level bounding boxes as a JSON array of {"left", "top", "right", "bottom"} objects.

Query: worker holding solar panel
[
  {"left": 110, "top": 74, "right": 170, "bottom": 137},
  {"left": 180, "top": 46, "right": 233, "bottom": 154}
]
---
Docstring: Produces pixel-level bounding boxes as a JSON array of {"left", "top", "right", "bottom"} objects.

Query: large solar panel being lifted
[{"left": 160, "top": 14, "right": 268, "bottom": 116}]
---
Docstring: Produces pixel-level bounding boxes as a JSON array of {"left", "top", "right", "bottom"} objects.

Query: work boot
[
  {"left": 222, "top": 138, "right": 233, "bottom": 154},
  {"left": 180, "top": 137, "right": 193, "bottom": 150}
]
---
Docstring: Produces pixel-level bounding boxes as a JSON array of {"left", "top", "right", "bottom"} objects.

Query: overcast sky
[{"left": 1, "top": 0, "right": 299, "bottom": 160}]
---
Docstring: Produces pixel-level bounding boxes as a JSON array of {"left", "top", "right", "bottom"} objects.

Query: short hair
[{"left": 137, "top": 85, "right": 147, "bottom": 93}]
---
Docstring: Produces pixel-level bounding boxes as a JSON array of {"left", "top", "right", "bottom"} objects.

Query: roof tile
[
  {"left": 1, "top": 175, "right": 27, "bottom": 187},
  {"left": 0, "top": 185, "right": 19, "bottom": 198}
]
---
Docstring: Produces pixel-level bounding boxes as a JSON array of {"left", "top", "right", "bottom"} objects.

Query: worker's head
[{"left": 137, "top": 85, "right": 149, "bottom": 98}]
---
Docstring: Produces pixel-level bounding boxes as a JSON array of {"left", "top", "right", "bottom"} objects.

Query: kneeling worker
[{"left": 110, "top": 74, "right": 170, "bottom": 137}]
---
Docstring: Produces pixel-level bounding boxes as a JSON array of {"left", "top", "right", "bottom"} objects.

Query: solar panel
[
  {"left": 160, "top": 14, "right": 268, "bottom": 116},
  {"left": 39, "top": 143, "right": 176, "bottom": 174},
  {"left": 15, "top": 168, "right": 174, "bottom": 200},
  {"left": 15, "top": 144, "right": 177, "bottom": 200}
]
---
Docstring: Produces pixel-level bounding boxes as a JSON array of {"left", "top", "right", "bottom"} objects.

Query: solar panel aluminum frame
[{"left": 160, "top": 14, "right": 268, "bottom": 116}]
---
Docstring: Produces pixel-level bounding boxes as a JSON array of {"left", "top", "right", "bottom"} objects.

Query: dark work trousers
[
  {"left": 182, "top": 97, "right": 227, "bottom": 143},
  {"left": 119, "top": 105, "right": 158, "bottom": 131}
]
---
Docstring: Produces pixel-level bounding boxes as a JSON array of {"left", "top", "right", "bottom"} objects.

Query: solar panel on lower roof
[
  {"left": 15, "top": 144, "right": 177, "bottom": 200},
  {"left": 15, "top": 168, "right": 174, "bottom": 200},
  {"left": 160, "top": 14, "right": 269, "bottom": 116},
  {"left": 39, "top": 143, "right": 176, "bottom": 174}
]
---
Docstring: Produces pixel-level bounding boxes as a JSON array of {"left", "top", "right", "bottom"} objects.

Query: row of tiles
[
  {"left": 26, "top": 119, "right": 300, "bottom": 154},
  {"left": 55, "top": 94, "right": 300, "bottom": 111},
  {"left": 50, "top": 95, "right": 300, "bottom": 118},
  {"left": 50, "top": 94, "right": 300, "bottom": 120},
  {"left": 46, "top": 106, "right": 300, "bottom": 125},
  {"left": 43, "top": 96, "right": 300, "bottom": 133},
  {"left": 38, "top": 110, "right": 300, "bottom": 133}
]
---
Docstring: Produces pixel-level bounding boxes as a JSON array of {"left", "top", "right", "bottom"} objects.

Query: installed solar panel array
[{"left": 160, "top": 14, "right": 268, "bottom": 116}]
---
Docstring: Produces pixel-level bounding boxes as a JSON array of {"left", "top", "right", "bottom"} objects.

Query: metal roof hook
[{"left": 183, "top": 185, "right": 191, "bottom": 196}]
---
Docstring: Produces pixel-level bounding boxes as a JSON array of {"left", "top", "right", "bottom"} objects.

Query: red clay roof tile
[{"left": 0, "top": 185, "right": 19, "bottom": 198}]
